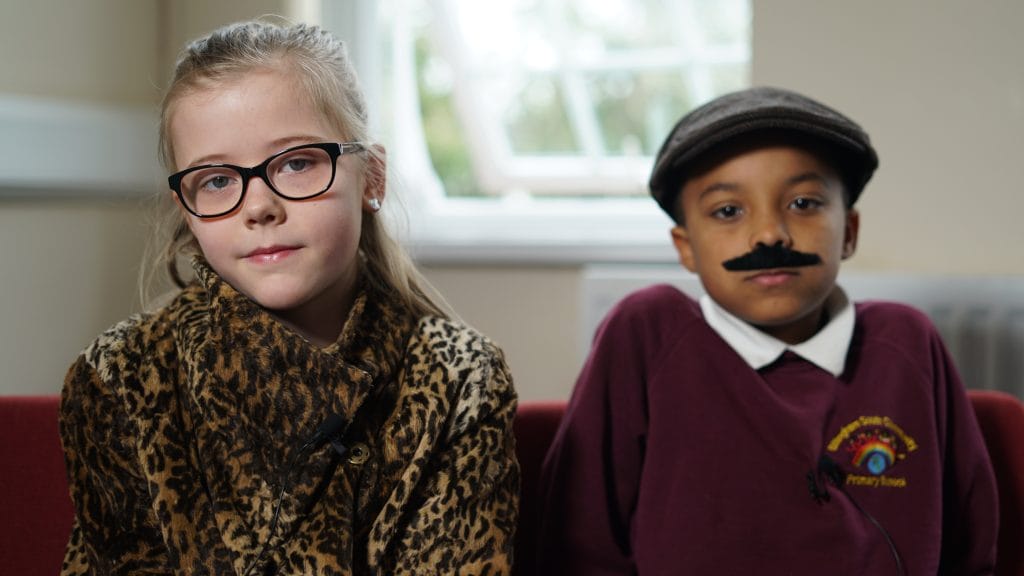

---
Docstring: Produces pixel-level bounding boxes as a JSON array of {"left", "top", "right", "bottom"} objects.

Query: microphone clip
[
  {"left": 818, "top": 455, "right": 848, "bottom": 487},
  {"left": 328, "top": 436, "right": 348, "bottom": 458},
  {"left": 806, "top": 470, "right": 831, "bottom": 504},
  {"left": 808, "top": 455, "right": 848, "bottom": 504}
]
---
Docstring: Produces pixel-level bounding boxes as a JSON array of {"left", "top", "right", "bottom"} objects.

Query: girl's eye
[
  {"left": 199, "top": 173, "right": 237, "bottom": 193},
  {"left": 711, "top": 205, "right": 741, "bottom": 220},
  {"left": 277, "top": 151, "right": 329, "bottom": 175},
  {"left": 282, "top": 158, "right": 312, "bottom": 173}
]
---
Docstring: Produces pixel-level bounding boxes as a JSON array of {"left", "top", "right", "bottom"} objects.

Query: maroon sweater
[{"left": 538, "top": 284, "right": 997, "bottom": 576}]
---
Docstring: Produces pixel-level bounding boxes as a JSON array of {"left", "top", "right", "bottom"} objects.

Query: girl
[{"left": 59, "top": 20, "right": 518, "bottom": 575}]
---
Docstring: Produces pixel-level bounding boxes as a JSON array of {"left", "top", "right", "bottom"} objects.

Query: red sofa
[
  {"left": 0, "top": 396, "right": 74, "bottom": 576},
  {"left": 3, "top": 393, "right": 1021, "bottom": 576},
  {"left": 971, "top": 390, "right": 1024, "bottom": 576}
]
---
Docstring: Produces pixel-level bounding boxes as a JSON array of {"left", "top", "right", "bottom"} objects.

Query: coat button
[{"left": 347, "top": 442, "right": 370, "bottom": 465}]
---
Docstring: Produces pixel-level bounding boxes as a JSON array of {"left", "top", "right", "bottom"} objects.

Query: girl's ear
[
  {"left": 841, "top": 208, "right": 860, "bottom": 259},
  {"left": 670, "top": 225, "right": 699, "bottom": 273},
  {"left": 362, "top": 144, "right": 387, "bottom": 213},
  {"left": 171, "top": 190, "right": 198, "bottom": 234}
]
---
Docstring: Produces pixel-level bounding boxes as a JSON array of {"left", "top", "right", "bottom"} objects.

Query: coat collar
[
  {"left": 167, "top": 257, "right": 417, "bottom": 569},
  {"left": 183, "top": 256, "right": 413, "bottom": 427}
]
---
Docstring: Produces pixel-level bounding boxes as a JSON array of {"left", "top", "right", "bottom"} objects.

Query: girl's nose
[{"left": 243, "top": 177, "right": 286, "bottom": 227}]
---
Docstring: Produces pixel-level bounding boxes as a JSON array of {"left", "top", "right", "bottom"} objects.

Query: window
[{"left": 324, "top": 0, "right": 751, "bottom": 263}]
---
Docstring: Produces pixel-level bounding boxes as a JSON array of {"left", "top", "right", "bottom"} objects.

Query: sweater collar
[{"left": 700, "top": 287, "right": 855, "bottom": 377}]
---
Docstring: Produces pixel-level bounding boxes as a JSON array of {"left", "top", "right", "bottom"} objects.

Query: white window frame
[{"left": 323, "top": 0, "right": 754, "bottom": 264}]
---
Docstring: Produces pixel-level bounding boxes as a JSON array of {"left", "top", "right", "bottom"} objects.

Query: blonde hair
[{"left": 144, "top": 19, "right": 449, "bottom": 319}]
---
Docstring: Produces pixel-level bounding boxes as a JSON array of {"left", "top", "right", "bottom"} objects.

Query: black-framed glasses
[{"left": 168, "top": 142, "right": 366, "bottom": 218}]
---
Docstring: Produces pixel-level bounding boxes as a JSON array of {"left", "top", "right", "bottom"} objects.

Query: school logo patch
[{"left": 826, "top": 416, "right": 918, "bottom": 488}]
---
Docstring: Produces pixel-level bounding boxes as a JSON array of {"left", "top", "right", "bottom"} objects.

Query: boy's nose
[
  {"left": 243, "top": 177, "right": 286, "bottom": 227},
  {"left": 749, "top": 213, "right": 792, "bottom": 248}
]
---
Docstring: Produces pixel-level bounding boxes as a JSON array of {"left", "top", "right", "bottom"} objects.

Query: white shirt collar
[{"left": 700, "top": 288, "right": 855, "bottom": 377}]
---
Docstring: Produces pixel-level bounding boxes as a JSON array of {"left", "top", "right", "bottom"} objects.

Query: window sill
[{"left": 401, "top": 195, "right": 679, "bottom": 265}]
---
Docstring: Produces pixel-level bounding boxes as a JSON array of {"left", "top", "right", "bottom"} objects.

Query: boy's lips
[{"left": 744, "top": 269, "right": 798, "bottom": 287}]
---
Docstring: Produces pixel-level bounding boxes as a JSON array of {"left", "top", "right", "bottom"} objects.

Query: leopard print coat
[{"left": 59, "top": 260, "right": 519, "bottom": 575}]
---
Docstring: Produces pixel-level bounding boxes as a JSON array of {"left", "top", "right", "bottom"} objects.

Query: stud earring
[{"left": 368, "top": 197, "right": 381, "bottom": 212}]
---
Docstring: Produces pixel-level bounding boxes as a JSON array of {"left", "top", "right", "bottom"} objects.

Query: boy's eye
[
  {"left": 711, "top": 205, "right": 741, "bottom": 219},
  {"left": 790, "top": 197, "right": 823, "bottom": 211}
]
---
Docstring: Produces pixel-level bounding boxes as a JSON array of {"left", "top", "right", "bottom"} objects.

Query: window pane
[
  {"left": 505, "top": 76, "right": 578, "bottom": 155},
  {"left": 566, "top": 0, "right": 688, "bottom": 51},
  {"left": 692, "top": 0, "right": 751, "bottom": 45},
  {"left": 414, "top": 18, "right": 478, "bottom": 197},
  {"left": 588, "top": 71, "right": 695, "bottom": 157},
  {"left": 708, "top": 63, "right": 748, "bottom": 96},
  {"left": 394, "top": 0, "right": 751, "bottom": 198}
]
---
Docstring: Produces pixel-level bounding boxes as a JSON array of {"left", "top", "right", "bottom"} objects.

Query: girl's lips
[{"left": 244, "top": 245, "right": 299, "bottom": 263}]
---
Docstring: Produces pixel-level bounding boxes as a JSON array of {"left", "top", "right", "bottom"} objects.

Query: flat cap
[{"left": 649, "top": 86, "right": 878, "bottom": 220}]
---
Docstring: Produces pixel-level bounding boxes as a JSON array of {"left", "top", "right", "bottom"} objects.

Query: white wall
[
  {"left": 1, "top": 1, "right": 1021, "bottom": 401},
  {"left": 0, "top": 0, "right": 160, "bottom": 396},
  {"left": 752, "top": 0, "right": 1024, "bottom": 274}
]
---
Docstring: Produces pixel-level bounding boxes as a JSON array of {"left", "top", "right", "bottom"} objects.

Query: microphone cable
[
  {"left": 812, "top": 455, "right": 907, "bottom": 576},
  {"left": 243, "top": 413, "right": 347, "bottom": 576}
]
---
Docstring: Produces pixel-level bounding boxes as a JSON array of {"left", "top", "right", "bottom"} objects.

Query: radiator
[{"left": 581, "top": 265, "right": 1024, "bottom": 399}]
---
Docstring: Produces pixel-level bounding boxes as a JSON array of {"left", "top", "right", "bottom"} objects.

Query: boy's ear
[
  {"left": 841, "top": 208, "right": 860, "bottom": 259},
  {"left": 670, "top": 226, "right": 698, "bottom": 273}
]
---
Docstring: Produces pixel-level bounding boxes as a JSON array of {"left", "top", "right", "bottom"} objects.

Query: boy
[{"left": 538, "top": 87, "right": 997, "bottom": 575}]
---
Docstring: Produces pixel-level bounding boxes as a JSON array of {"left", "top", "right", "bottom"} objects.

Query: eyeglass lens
[{"left": 180, "top": 146, "right": 335, "bottom": 216}]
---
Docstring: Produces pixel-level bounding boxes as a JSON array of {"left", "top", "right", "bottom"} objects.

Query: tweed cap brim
[{"left": 649, "top": 86, "right": 878, "bottom": 221}]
